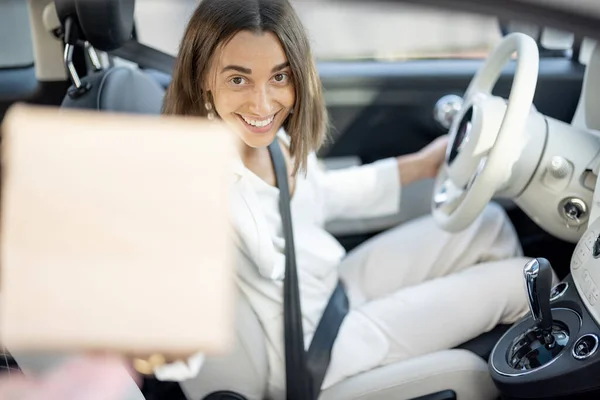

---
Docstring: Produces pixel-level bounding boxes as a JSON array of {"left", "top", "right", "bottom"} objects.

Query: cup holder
[
  {"left": 572, "top": 334, "right": 599, "bottom": 360},
  {"left": 550, "top": 282, "right": 569, "bottom": 301}
]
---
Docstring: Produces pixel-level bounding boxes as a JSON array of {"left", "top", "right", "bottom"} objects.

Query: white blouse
[{"left": 155, "top": 134, "right": 402, "bottom": 393}]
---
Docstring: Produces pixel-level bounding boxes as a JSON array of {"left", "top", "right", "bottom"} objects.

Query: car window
[
  {"left": 291, "top": 1, "right": 502, "bottom": 61},
  {"left": 0, "top": 0, "right": 34, "bottom": 69},
  {"left": 134, "top": 0, "right": 504, "bottom": 61}
]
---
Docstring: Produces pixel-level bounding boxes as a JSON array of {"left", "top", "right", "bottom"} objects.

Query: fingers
[
  {"left": 0, "top": 356, "right": 138, "bottom": 400},
  {"left": 0, "top": 373, "right": 32, "bottom": 400},
  {"left": 36, "top": 356, "right": 137, "bottom": 400}
]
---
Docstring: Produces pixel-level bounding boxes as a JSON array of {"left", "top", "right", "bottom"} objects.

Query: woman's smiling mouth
[{"left": 236, "top": 112, "right": 279, "bottom": 134}]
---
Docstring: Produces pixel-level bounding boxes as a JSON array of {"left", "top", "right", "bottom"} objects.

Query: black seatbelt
[
  {"left": 108, "top": 40, "right": 175, "bottom": 74},
  {"left": 306, "top": 280, "right": 348, "bottom": 399},
  {"left": 268, "top": 141, "right": 312, "bottom": 400},
  {"left": 268, "top": 141, "right": 349, "bottom": 400}
]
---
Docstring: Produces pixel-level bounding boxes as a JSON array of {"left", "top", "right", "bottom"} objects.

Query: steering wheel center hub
[{"left": 445, "top": 95, "right": 507, "bottom": 190}]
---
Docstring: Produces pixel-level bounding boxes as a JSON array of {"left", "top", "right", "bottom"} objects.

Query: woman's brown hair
[{"left": 162, "top": 0, "right": 328, "bottom": 173}]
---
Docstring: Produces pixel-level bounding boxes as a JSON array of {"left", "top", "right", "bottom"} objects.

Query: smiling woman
[
  {"left": 209, "top": 31, "right": 295, "bottom": 149},
  {"left": 162, "top": 0, "right": 327, "bottom": 174}
]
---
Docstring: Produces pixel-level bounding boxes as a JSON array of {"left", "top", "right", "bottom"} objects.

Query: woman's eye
[
  {"left": 230, "top": 76, "right": 246, "bottom": 85},
  {"left": 273, "top": 73, "right": 289, "bottom": 83}
]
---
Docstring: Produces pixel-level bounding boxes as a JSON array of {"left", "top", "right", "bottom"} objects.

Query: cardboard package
[{"left": 0, "top": 104, "right": 235, "bottom": 361}]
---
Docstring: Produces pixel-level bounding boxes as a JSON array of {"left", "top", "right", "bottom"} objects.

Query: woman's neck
[
  {"left": 240, "top": 143, "right": 275, "bottom": 183},
  {"left": 239, "top": 140, "right": 295, "bottom": 193},
  {"left": 240, "top": 143, "right": 266, "bottom": 166}
]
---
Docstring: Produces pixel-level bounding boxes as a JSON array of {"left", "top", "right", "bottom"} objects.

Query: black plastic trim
[
  {"left": 109, "top": 40, "right": 175, "bottom": 74},
  {"left": 203, "top": 391, "right": 248, "bottom": 400},
  {"left": 410, "top": 390, "right": 457, "bottom": 400}
]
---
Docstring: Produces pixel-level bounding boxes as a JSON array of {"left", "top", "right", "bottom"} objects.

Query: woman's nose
[{"left": 248, "top": 86, "right": 274, "bottom": 116}]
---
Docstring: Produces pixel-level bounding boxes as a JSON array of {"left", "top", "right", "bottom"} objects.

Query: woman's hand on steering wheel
[
  {"left": 417, "top": 135, "right": 449, "bottom": 180},
  {"left": 396, "top": 135, "right": 449, "bottom": 186}
]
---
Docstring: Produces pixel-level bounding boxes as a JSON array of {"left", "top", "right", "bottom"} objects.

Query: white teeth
[{"left": 241, "top": 115, "right": 274, "bottom": 127}]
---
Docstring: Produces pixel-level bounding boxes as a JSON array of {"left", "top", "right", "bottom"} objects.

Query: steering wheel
[{"left": 432, "top": 32, "right": 540, "bottom": 232}]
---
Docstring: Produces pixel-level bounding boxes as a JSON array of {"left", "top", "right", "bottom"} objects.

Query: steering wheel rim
[{"left": 431, "top": 32, "right": 540, "bottom": 232}]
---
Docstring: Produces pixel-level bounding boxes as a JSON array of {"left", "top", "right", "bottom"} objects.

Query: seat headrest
[
  {"left": 61, "top": 67, "right": 165, "bottom": 114},
  {"left": 54, "top": 0, "right": 135, "bottom": 51}
]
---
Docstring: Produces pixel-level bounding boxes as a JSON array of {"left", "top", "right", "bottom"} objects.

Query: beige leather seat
[{"left": 180, "top": 289, "right": 499, "bottom": 400}]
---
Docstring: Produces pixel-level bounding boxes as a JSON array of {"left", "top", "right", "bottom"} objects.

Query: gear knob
[{"left": 523, "top": 258, "right": 554, "bottom": 332}]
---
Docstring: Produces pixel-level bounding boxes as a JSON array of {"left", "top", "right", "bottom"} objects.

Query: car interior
[{"left": 3, "top": 0, "right": 600, "bottom": 399}]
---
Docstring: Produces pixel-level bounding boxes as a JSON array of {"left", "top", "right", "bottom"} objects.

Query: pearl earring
[{"left": 204, "top": 100, "right": 215, "bottom": 121}]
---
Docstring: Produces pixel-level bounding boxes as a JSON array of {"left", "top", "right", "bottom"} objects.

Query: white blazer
[{"left": 155, "top": 133, "right": 402, "bottom": 395}]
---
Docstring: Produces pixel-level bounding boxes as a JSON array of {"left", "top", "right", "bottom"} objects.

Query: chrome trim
[
  {"left": 446, "top": 116, "right": 472, "bottom": 165},
  {"left": 524, "top": 259, "right": 543, "bottom": 324},
  {"left": 433, "top": 185, "right": 448, "bottom": 209},
  {"left": 85, "top": 42, "right": 103, "bottom": 71},
  {"left": 572, "top": 334, "right": 599, "bottom": 360},
  {"left": 444, "top": 104, "right": 472, "bottom": 165},
  {"left": 434, "top": 94, "right": 463, "bottom": 130},
  {"left": 465, "top": 156, "right": 487, "bottom": 191},
  {"left": 63, "top": 43, "right": 81, "bottom": 89},
  {"left": 489, "top": 308, "right": 581, "bottom": 377},
  {"left": 550, "top": 282, "right": 569, "bottom": 301},
  {"left": 432, "top": 178, "right": 464, "bottom": 215},
  {"left": 559, "top": 197, "right": 589, "bottom": 227},
  {"left": 456, "top": 121, "right": 472, "bottom": 153}
]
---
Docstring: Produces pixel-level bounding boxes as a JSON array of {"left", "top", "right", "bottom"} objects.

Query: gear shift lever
[
  {"left": 503, "top": 258, "right": 567, "bottom": 371},
  {"left": 523, "top": 258, "right": 555, "bottom": 346}
]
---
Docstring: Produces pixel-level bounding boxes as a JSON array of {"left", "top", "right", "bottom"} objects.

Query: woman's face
[{"left": 207, "top": 30, "right": 296, "bottom": 149}]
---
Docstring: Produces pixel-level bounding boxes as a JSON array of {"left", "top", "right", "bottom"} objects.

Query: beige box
[{"left": 0, "top": 104, "right": 236, "bottom": 359}]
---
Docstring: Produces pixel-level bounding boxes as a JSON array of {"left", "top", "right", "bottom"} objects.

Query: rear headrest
[{"left": 54, "top": 0, "right": 135, "bottom": 51}]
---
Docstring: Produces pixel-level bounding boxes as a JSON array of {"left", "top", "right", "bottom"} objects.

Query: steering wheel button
[
  {"left": 583, "top": 270, "right": 595, "bottom": 294},
  {"left": 572, "top": 254, "right": 583, "bottom": 270},
  {"left": 577, "top": 245, "right": 590, "bottom": 263},
  {"left": 588, "top": 292, "right": 597, "bottom": 305},
  {"left": 585, "top": 231, "right": 597, "bottom": 250}
]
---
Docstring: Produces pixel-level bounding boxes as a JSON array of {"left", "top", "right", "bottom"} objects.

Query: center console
[{"left": 489, "top": 217, "right": 600, "bottom": 399}]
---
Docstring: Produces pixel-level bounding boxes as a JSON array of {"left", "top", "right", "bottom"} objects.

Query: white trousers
[{"left": 323, "top": 203, "right": 533, "bottom": 388}]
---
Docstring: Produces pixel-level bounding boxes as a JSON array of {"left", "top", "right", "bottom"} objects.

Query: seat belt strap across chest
[{"left": 268, "top": 141, "right": 349, "bottom": 400}]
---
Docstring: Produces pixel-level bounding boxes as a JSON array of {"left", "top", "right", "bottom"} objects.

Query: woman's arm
[
  {"left": 313, "top": 135, "right": 448, "bottom": 222},
  {"left": 313, "top": 156, "right": 401, "bottom": 221}
]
